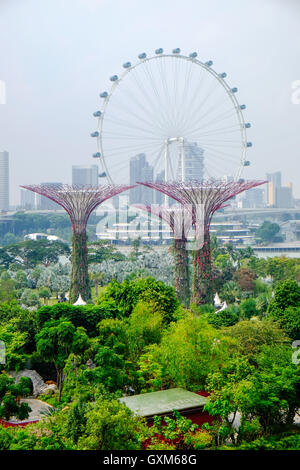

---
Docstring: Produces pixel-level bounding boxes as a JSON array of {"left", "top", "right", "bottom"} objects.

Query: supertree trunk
[
  {"left": 69, "top": 231, "right": 91, "bottom": 304},
  {"left": 20, "top": 184, "right": 135, "bottom": 304},
  {"left": 173, "top": 237, "right": 190, "bottom": 306},
  {"left": 192, "top": 229, "right": 213, "bottom": 305},
  {"left": 134, "top": 204, "right": 192, "bottom": 306},
  {"left": 137, "top": 180, "right": 267, "bottom": 306}
]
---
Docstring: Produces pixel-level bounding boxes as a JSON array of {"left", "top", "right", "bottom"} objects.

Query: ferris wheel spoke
[
  {"left": 138, "top": 60, "right": 171, "bottom": 128},
  {"left": 107, "top": 89, "right": 168, "bottom": 136},
  {"left": 186, "top": 107, "right": 239, "bottom": 137},
  {"left": 102, "top": 114, "right": 165, "bottom": 138},
  {"left": 102, "top": 131, "right": 163, "bottom": 142},
  {"left": 195, "top": 123, "right": 241, "bottom": 137},
  {"left": 97, "top": 53, "right": 248, "bottom": 184},
  {"left": 178, "top": 58, "right": 195, "bottom": 114},
  {"left": 129, "top": 66, "right": 170, "bottom": 131},
  {"left": 104, "top": 141, "right": 163, "bottom": 156},
  {"left": 179, "top": 60, "right": 206, "bottom": 121},
  {"left": 198, "top": 138, "right": 242, "bottom": 146},
  {"left": 156, "top": 57, "right": 179, "bottom": 128},
  {"left": 204, "top": 156, "right": 238, "bottom": 179},
  {"left": 185, "top": 93, "right": 235, "bottom": 135},
  {"left": 201, "top": 145, "right": 242, "bottom": 165},
  {"left": 105, "top": 83, "right": 167, "bottom": 133},
  {"left": 183, "top": 79, "right": 224, "bottom": 133},
  {"left": 180, "top": 68, "right": 218, "bottom": 129}
]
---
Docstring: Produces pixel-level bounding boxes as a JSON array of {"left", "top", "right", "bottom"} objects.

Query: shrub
[
  {"left": 102, "top": 277, "right": 179, "bottom": 323},
  {"left": 207, "top": 306, "right": 240, "bottom": 329}
]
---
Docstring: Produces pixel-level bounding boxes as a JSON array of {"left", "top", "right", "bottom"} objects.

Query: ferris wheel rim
[{"left": 94, "top": 51, "right": 249, "bottom": 184}]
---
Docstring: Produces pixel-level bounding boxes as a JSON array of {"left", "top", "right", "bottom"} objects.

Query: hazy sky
[{"left": 0, "top": 0, "right": 300, "bottom": 204}]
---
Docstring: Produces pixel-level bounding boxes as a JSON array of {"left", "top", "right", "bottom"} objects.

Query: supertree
[
  {"left": 138, "top": 180, "right": 266, "bottom": 305},
  {"left": 20, "top": 184, "right": 134, "bottom": 303},
  {"left": 135, "top": 204, "right": 193, "bottom": 306}
]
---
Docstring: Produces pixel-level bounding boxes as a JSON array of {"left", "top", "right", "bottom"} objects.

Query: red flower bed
[{"left": 0, "top": 418, "right": 38, "bottom": 428}]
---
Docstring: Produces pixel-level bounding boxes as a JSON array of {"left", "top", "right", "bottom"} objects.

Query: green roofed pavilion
[{"left": 119, "top": 388, "right": 207, "bottom": 419}]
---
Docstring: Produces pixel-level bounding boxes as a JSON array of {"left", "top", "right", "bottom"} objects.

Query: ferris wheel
[{"left": 91, "top": 48, "right": 252, "bottom": 185}]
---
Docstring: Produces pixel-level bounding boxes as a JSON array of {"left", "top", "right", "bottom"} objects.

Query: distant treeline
[{"left": 0, "top": 212, "right": 102, "bottom": 245}]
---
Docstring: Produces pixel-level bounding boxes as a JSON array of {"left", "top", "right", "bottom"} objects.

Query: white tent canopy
[{"left": 73, "top": 294, "right": 86, "bottom": 306}]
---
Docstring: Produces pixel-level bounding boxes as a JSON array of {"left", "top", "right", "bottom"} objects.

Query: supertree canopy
[
  {"left": 20, "top": 184, "right": 134, "bottom": 303},
  {"left": 135, "top": 204, "right": 193, "bottom": 306},
  {"left": 138, "top": 180, "right": 266, "bottom": 305}
]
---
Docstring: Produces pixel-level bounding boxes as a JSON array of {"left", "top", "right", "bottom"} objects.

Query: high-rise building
[
  {"left": 72, "top": 165, "right": 98, "bottom": 186},
  {"left": 276, "top": 185, "right": 293, "bottom": 208},
  {"left": 240, "top": 187, "right": 265, "bottom": 208},
  {"left": 39, "top": 183, "right": 62, "bottom": 210},
  {"left": 0, "top": 151, "right": 9, "bottom": 211},
  {"left": 266, "top": 171, "right": 282, "bottom": 206},
  {"left": 266, "top": 172, "right": 294, "bottom": 208},
  {"left": 20, "top": 188, "right": 35, "bottom": 210},
  {"left": 177, "top": 142, "right": 204, "bottom": 182},
  {"left": 129, "top": 153, "right": 154, "bottom": 204}
]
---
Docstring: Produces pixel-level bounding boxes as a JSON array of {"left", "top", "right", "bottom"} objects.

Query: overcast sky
[{"left": 0, "top": 0, "right": 300, "bottom": 204}]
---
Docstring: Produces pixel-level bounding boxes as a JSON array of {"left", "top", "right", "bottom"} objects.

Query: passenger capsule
[
  {"left": 123, "top": 62, "right": 131, "bottom": 68},
  {"left": 90, "top": 131, "right": 99, "bottom": 138},
  {"left": 99, "top": 92, "right": 108, "bottom": 98},
  {"left": 243, "top": 161, "right": 251, "bottom": 166},
  {"left": 219, "top": 72, "right": 227, "bottom": 79},
  {"left": 110, "top": 75, "right": 118, "bottom": 82},
  {"left": 231, "top": 87, "right": 238, "bottom": 93},
  {"left": 93, "top": 111, "right": 102, "bottom": 117},
  {"left": 172, "top": 48, "right": 181, "bottom": 54},
  {"left": 99, "top": 172, "right": 106, "bottom": 177},
  {"left": 155, "top": 48, "right": 163, "bottom": 54},
  {"left": 138, "top": 52, "right": 147, "bottom": 59},
  {"left": 244, "top": 123, "right": 251, "bottom": 128},
  {"left": 240, "top": 104, "right": 246, "bottom": 110},
  {"left": 93, "top": 152, "right": 101, "bottom": 158},
  {"left": 238, "top": 178, "right": 245, "bottom": 183},
  {"left": 246, "top": 142, "right": 253, "bottom": 147},
  {"left": 189, "top": 52, "right": 198, "bottom": 58},
  {"left": 205, "top": 60, "right": 213, "bottom": 66}
]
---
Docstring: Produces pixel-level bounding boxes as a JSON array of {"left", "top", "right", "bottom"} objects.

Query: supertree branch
[
  {"left": 135, "top": 204, "right": 193, "bottom": 306},
  {"left": 21, "top": 184, "right": 134, "bottom": 303},
  {"left": 138, "top": 180, "right": 267, "bottom": 305},
  {"left": 20, "top": 184, "right": 133, "bottom": 234}
]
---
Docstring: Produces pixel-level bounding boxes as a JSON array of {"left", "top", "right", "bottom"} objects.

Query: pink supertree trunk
[
  {"left": 21, "top": 184, "right": 135, "bottom": 303},
  {"left": 138, "top": 180, "right": 267, "bottom": 306}
]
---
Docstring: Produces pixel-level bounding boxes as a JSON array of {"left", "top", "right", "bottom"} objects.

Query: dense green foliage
[
  {"left": 255, "top": 221, "right": 281, "bottom": 243},
  {"left": 0, "top": 234, "right": 299, "bottom": 450},
  {"left": 267, "top": 280, "right": 300, "bottom": 339},
  {"left": 0, "top": 239, "right": 70, "bottom": 269},
  {"left": 0, "top": 373, "right": 31, "bottom": 421},
  {"left": 101, "top": 277, "right": 179, "bottom": 323},
  {"left": 36, "top": 302, "right": 118, "bottom": 336}
]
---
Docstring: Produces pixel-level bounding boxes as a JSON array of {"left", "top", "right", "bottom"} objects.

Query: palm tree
[{"left": 90, "top": 272, "right": 105, "bottom": 298}]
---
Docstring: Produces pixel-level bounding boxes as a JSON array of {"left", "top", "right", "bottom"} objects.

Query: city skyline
[{"left": 1, "top": 0, "right": 299, "bottom": 204}]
